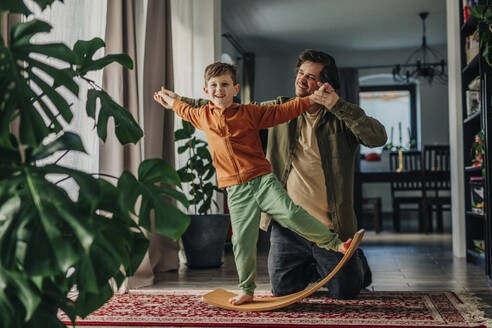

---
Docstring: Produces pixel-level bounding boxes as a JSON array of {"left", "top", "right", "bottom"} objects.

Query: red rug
[{"left": 58, "top": 290, "right": 489, "bottom": 327}]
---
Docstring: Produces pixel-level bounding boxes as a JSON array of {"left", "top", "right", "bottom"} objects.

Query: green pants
[{"left": 226, "top": 173, "right": 341, "bottom": 295}]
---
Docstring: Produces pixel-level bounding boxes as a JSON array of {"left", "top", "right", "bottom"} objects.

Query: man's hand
[
  {"left": 153, "top": 87, "right": 180, "bottom": 109},
  {"left": 337, "top": 238, "right": 352, "bottom": 254},
  {"left": 308, "top": 82, "right": 339, "bottom": 109}
]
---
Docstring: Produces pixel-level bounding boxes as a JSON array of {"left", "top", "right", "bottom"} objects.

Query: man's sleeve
[
  {"left": 330, "top": 98, "right": 388, "bottom": 148},
  {"left": 180, "top": 96, "right": 209, "bottom": 108}
]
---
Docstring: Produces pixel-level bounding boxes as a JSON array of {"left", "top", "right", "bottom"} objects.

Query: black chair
[
  {"left": 390, "top": 150, "right": 425, "bottom": 232},
  {"left": 422, "top": 145, "right": 451, "bottom": 232}
]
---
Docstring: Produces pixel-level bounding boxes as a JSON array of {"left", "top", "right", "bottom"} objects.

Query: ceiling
[{"left": 222, "top": 0, "right": 447, "bottom": 55}]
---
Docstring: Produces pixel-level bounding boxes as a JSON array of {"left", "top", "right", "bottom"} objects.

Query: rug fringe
[{"left": 454, "top": 291, "right": 492, "bottom": 328}]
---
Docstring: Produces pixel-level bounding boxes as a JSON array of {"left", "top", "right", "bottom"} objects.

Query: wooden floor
[
  {"left": 79, "top": 231, "right": 492, "bottom": 327},
  {"left": 151, "top": 232, "right": 491, "bottom": 292}
]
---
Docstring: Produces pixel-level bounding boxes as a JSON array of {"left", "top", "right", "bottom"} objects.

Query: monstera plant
[{"left": 0, "top": 1, "right": 189, "bottom": 327}]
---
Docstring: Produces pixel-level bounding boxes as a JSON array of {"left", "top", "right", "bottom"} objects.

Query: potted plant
[
  {"left": 175, "top": 120, "right": 230, "bottom": 268},
  {"left": 0, "top": 1, "right": 190, "bottom": 327}
]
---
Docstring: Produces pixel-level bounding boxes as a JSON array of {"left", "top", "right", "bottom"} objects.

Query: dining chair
[
  {"left": 422, "top": 145, "right": 451, "bottom": 232},
  {"left": 389, "top": 150, "right": 425, "bottom": 232}
]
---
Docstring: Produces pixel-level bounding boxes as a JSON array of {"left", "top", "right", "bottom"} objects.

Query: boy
[{"left": 154, "top": 62, "right": 351, "bottom": 305}]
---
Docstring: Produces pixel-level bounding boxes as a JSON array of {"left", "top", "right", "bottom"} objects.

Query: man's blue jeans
[{"left": 268, "top": 221, "right": 371, "bottom": 299}]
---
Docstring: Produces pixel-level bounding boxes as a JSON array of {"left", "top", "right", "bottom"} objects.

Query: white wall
[{"left": 447, "top": 0, "right": 466, "bottom": 258}]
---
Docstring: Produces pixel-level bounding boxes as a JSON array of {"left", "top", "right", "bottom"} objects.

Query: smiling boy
[{"left": 154, "top": 62, "right": 351, "bottom": 305}]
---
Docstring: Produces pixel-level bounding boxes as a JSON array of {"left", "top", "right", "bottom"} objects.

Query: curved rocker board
[{"left": 202, "top": 229, "right": 365, "bottom": 312}]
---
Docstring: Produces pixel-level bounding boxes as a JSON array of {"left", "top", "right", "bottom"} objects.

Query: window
[{"left": 359, "top": 85, "right": 417, "bottom": 154}]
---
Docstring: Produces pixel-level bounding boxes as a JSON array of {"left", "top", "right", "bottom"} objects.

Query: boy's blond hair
[{"left": 204, "top": 62, "right": 238, "bottom": 85}]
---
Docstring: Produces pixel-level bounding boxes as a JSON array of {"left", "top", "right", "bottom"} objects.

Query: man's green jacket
[{"left": 180, "top": 96, "right": 387, "bottom": 241}]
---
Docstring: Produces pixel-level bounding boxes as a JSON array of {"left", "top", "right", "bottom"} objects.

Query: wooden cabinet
[{"left": 459, "top": 1, "right": 492, "bottom": 280}]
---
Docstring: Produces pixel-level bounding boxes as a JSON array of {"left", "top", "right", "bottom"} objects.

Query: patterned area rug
[{"left": 58, "top": 289, "right": 490, "bottom": 327}]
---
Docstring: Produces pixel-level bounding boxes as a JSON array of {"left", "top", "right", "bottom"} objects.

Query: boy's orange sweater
[{"left": 172, "top": 97, "right": 311, "bottom": 188}]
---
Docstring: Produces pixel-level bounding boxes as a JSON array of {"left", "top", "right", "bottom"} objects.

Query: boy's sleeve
[
  {"left": 172, "top": 99, "right": 206, "bottom": 130},
  {"left": 252, "top": 97, "right": 311, "bottom": 129}
]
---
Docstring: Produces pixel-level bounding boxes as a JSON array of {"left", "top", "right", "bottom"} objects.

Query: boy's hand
[
  {"left": 337, "top": 238, "right": 352, "bottom": 254},
  {"left": 153, "top": 87, "right": 180, "bottom": 109},
  {"left": 160, "top": 87, "right": 181, "bottom": 101},
  {"left": 308, "top": 82, "right": 339, "bottom": 109}
]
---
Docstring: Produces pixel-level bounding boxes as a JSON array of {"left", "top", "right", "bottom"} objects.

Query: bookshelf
[{"left": 459, "top": 0, "right": 492, "bottom": 277}]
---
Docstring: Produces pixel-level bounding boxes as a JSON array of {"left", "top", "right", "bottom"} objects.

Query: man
[
  {"left": 260, "top": 49, "right": 386, "bottom": 299},
  {"left": 165, "top": 49, "right": 387, "bottom": 299}
]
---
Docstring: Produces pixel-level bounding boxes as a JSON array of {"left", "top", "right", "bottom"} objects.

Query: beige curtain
[
  {"left": 102, "top": 0, "right": 177, "bottom": 290},
  {"left": 141, "top": 0, "right": 178, "bottom": 283}
]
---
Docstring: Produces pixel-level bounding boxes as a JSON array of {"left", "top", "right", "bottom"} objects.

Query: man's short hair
[
  {"left": 296, "top": 49, "right": 340, "bottom": 89},
  {"left": 204, "top": 62, "right": 238, "bottom": 85}
]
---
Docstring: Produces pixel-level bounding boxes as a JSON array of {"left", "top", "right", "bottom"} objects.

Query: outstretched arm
[
  {"left": 255, "top": 83, "right": 334, "bottom": 129},
  {"left": 153, "top": 87, "right": 205, "bottom": 129}
]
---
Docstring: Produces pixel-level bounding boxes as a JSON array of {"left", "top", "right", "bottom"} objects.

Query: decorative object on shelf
[
  {"left": 384, "top": 122, "right": 416, "bottom": 153},
  {"left": 396, "top": 148, "right": 404, "bottom": 173},
  {"left": 392, "top": 12, "right": 447, "bottom": 84},
  {"left": 465, "top": 30, "right": 480, "bottom": 64},
  {"left": 469, "top": 5, "right": 492, "bottom": 68},
  {"left": 473, "top": 239, "right": 485, "bottom": 254},
  {"left": 364, "top": 153, "right": 381, "bottom": 161},
  {"left": 465, "top": 89, "right": 481, "bottom": 117},
  {"left": 470, "top": 177, "right": 484, "bottom": 215},
  {"left": 463, "top": 0, "right": 480, "bottom": 23},
  {"left": 471, "top": 130, "right": 486, "bottom": 177}
]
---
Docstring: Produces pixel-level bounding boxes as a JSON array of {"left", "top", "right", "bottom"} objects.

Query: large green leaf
[
  {"left": 0, "top": 0, "right": 61, "bottom": 15},
  {"left": 0, "top": 267, "right": 41, "bottom": 326},
  {"left": 74, "top": 37, "right": 133, "bottom": 76},
  {"left": 15, "top": 167, "right": 95, "bottom": 274},
  {"left": 86, "top": 89, "right": 143, "bottom": 144},
  {"left": 74, "top": 283, "right": 112, "bottom": 318},
  {"left": 0, "top": 0, "right": 31, "bottom": 15},
  {"left": 30, "top": 132, "right": 86, "bottom": 162},
  {"left": 118, "top": 170, "right": 190, "bottom": 240},
  {"left": 138, "top": 158, "right": 181, "bottom": 187},
  {"left": 41, "top": 164, "right": 100, "bottom": 213},
  {"left": 6, "top": 20, "right": 79, "bottom": 146},
  {"left": 11, "top": 19, "right": 51, "bottom": 45},
  {"left": 0, "top": 195, "right": 22, "bottom": 269}
]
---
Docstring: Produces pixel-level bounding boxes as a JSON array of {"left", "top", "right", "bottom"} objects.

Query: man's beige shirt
[{"left": 286, "top": 107, "right": 333, "bottom": 229}]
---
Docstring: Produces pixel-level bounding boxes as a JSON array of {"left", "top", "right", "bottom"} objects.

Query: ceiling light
[{"left": 393, "top": 12, "right": 447, "bottom": 84}]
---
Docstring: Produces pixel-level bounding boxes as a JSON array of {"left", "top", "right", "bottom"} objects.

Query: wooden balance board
[{"left": 202, "top": 228, "right": 365, "bottom": 312}]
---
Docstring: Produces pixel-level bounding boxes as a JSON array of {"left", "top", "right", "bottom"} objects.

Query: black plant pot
[{"left": 181, "top": 214, "right": 230, "bottom": 268}]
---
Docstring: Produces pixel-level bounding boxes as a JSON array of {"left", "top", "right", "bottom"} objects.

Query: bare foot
[{"left": 229, "top": 293, "right": 253, "bottom": 305}]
